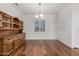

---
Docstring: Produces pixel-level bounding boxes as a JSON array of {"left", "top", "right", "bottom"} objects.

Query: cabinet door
[
  {"left": 0, "top": 14, "right": 2, "bottom": 20},
  {"left": 4, "top": 37, "right": 13, "bottom": 52},
  {"left": 0, "top": 14, "right": 2, "bottom": 27},
  {"left": 0, "top": 21, "right": 2, "bottom": 27}
]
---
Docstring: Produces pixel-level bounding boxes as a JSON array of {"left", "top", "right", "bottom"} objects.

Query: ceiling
[{"left": 15, "top": 3, "right": 69, "bottom": 14}]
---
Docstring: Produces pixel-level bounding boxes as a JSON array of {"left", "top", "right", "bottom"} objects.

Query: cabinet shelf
[
  {"left": 2, "top": 20, "right": 11, "bottom": 24},
  {"left": 13, "top": 23, "right": 19, "bottom": 25}
]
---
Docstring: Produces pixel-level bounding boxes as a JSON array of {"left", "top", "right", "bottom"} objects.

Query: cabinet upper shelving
[{"left": 0, "top": 11, "right": 23, "bottom": 30}]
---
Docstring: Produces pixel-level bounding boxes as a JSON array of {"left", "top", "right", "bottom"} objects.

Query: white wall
[
  {"left": 22, "top": 14, "right": 57, "bottom": 40},
  {"left": 72, "top": 4, "right": 79, "bottom": 48},
  {"left": 57, "top": 4, "right": 72, "bottom": 48},
  {"left": 0, "top": 3, "right": 22, "bottom": 19},
  {"left": 56, "top": 4, "right": 79, "bottom": 48}
]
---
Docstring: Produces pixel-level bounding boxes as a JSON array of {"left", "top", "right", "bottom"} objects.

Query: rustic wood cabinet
[{"left": 0, "top": 11, "right": 26, "bottom": 56}]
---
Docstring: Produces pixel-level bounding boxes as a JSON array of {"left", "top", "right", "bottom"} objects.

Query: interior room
[{"left": 0, "top": 3, "right": 79, "bottom": 56}]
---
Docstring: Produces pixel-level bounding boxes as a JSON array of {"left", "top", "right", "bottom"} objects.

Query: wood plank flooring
[{"left": 21, "top": 40, "right": 79, "bottom": 56}]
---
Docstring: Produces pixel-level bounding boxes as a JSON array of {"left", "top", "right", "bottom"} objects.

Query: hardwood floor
[{"left": 21, "top": 40, "right": 79, "bottom": 56}]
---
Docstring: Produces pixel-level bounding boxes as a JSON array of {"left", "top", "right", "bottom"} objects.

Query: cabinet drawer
[{"left": 4, "top": 37, "right": 13, "bottom": 44}]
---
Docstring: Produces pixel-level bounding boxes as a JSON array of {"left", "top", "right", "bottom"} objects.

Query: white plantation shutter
[{"left": 35, "top": 18, "right": 45, "bottom": 32}]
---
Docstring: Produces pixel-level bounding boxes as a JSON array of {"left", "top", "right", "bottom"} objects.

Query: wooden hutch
[{"left": 0, "top": 11, "right": 26, "bottom": 56}]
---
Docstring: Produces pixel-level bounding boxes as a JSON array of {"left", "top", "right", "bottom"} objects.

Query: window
[{"left": 35, "top": 18, "right": 45, "bottom": 32}]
